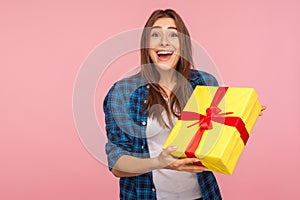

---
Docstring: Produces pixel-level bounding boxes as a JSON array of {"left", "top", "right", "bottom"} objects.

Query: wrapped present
[{"left": 163, "top": 86, "right": 261, "bottom": 175}]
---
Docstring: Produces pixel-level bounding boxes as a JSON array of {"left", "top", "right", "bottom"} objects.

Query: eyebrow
[{"left": 151, "top": 26, "right": 177, "bottom": 30}]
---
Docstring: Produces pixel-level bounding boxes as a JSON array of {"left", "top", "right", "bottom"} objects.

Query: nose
[{"left": 160, "top": 33, "right": 169, "bottom": 46}]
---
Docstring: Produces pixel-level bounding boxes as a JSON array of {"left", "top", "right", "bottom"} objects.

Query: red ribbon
[{"left": 178, "top": 87, "right": 249, "bottom": 166}]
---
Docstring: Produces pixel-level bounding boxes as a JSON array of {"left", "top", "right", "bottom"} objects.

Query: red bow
[{"left": 178, "top": 87, "right": 249, "bottom": 165}]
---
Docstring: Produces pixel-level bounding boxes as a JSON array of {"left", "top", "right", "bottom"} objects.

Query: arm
[
  {"left": 111, "top": 146, "right": 207, "bottom": 177},
  {"left": 111, "top": 155, "right": 160, "bottom": 177}
]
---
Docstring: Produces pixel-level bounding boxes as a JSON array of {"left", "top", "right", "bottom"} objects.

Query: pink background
[{"left": 1, "top": 0, "right": 300, "bottom": 199}]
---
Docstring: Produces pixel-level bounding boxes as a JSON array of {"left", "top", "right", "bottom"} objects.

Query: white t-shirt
[{"left": 146, "top": 110, "right": 202, "bottom": 200}]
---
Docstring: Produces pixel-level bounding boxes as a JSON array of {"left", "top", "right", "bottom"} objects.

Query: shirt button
[
  {"left": 141, "top": 145, "right": 144, "bottom": 149},
  {"left": 152, "top": 188, "right": 156, "bottom": 192},
  {"left": 146, "top": 84, "right": 150, "bottom": 89},
  {"left": 142, "top": 121, "right": 147, "bottom": 126},
  {"left": 144, "top": 99, "right": 147, "bottom": 104}
]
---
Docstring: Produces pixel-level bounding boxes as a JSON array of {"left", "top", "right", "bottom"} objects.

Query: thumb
[{"left": 163, "top": 146, "right": 178, "bottom": 156}]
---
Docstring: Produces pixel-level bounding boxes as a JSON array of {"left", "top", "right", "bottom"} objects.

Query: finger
[
  {"left": 162, "top": 146, "right": 178, "bottom": 156},
  {"left": 177, "top": 164, "right": 208, "bottom": 172},
  {"left": 174, "top": 157, "right": 200, "bottom": 166},
  {"left": 259, "top": 106, "right": 267, "bottom": 116},
  {"left": 183, "top": 157, "right": 200, "bottom": 165}
]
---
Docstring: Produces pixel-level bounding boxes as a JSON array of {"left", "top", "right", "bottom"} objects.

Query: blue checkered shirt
[{"left": 103, "top": 70, "right": 222, "bottom": 200}]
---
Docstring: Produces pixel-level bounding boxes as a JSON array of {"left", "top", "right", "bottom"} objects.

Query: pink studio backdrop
[{"left": 1, "top": 0, "right": 299, "bottom": 199}]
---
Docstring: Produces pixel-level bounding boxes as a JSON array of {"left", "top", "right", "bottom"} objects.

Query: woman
[{"left": 104, "top": 9, "right": 222, "bottom": 200}]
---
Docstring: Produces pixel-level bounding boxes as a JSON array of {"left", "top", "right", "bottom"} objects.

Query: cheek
[
  {"left": 149, "top": 38, "right": 159, "bottom": 48},
  {"left": 173, "top": 55, "right": 180, "bottom": 65},
  {"left": 149, "top": 50, "right": 157, "bottom": 61},
  {"left": 174, "top": 45, "right": 180, "bottom": 57},
  {"left": 170, "top": 38, "right": 180, "bottom": 48}
]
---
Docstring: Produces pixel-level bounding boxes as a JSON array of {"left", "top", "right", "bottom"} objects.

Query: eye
[
  {"left": 170, "top": 32, "right": 178, "bottom": 37},
  {"left": 151, "top": 32, "right": 159, "bottom": 37}
]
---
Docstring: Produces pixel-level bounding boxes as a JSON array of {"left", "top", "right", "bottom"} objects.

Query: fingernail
[
  {"left": 170, "top": 146, "right": 177, "bottom": 149},
  {"left": 194, "top": 158, "right": 200, "bottom": 162}
]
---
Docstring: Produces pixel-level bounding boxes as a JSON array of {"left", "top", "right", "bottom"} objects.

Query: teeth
[{"left": 157, "top": 51, "right": 173, "bottom": 55}]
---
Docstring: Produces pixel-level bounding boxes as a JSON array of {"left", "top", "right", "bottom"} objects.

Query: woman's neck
[{"left": 158, "top": 69, "right": 177, "bottom": 97}]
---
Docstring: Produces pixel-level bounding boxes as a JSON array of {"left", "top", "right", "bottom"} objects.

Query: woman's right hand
[{"left": 156, "top": 146, "right": 208, "bottom": 173}]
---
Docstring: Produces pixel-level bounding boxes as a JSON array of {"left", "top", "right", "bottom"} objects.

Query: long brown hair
[{"left": 141, "top": 9, "right": 194, "bottom": 128}]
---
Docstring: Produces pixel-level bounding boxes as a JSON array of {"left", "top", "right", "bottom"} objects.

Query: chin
[{"left": 155, "top": 63, "right": 176, "bottom": 71}]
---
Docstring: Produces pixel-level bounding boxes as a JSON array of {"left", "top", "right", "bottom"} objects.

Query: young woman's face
[{"left": 149, "top": 17, "right": 180, "bottom": 71}]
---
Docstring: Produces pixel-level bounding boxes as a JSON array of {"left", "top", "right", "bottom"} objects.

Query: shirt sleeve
[
  {"left": 191, "top": 70, "right": 219, "bottom": 87},
  {"left": 103, "top": 82, "right": 135, "bottom": 171},
  {"left": 202, "top": 72, "right": 219, "bottom": 86}
]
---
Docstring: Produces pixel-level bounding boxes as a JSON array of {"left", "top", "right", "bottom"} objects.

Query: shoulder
[
  {"left": 190, "top": 69, "right": 219, "bottom": 86},
  {"left": 111, "top": 72, "right": 147, "bottom": 91},
  {"left": 103, "top": 72, "right": 147, "bottom": 107}
]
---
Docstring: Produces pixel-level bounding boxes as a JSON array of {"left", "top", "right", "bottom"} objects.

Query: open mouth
[{"left": 156, "top": 50, "right": 174, "bottom": 61}]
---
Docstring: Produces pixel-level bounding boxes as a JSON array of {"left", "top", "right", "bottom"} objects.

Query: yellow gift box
[{"left": 163, "top": 86, "right": 261, "bottom": 175}]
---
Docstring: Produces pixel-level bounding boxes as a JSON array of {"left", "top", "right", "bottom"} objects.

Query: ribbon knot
[
  {"left": 186, "top": 106, "right": 234, "bottom": 130},
  {"left": 206, "top": 106, "right": 221, "bottom": 116}
]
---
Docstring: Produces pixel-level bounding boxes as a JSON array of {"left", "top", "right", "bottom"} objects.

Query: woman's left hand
[{"left": 259, "top": 106, "right": 267, "bottom": 116}]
